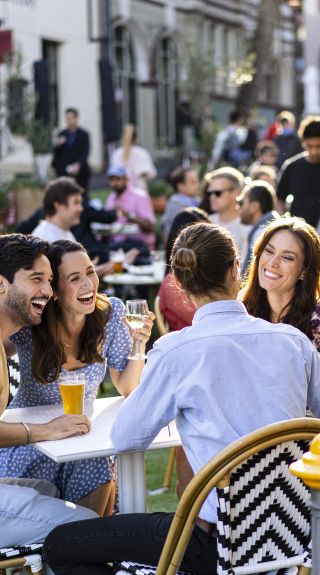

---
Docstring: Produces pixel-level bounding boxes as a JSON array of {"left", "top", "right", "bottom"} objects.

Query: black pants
[{"left": 44, "top": 512, "right": 217, "bottom": 575}]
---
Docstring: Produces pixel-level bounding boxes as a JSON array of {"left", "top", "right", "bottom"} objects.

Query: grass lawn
[{"left": 99, "top": 379, "right": 178, "bottom": 514}]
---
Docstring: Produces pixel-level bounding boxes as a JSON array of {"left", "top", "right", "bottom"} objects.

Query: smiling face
[
  {"left": 5, "top": 254, "right": 53, "bottom": 326},
  {"left": 258, "top": 229, "right": 305, "bottom": 298},
  {"left": 55, "top": 194, "right": 83, "bottom": 229},
  {"left": 55, "top": 250, "right": 99, "bottom": 316},
  {"left": 208, "top": 177, "right": 239, "bottom": 214}
]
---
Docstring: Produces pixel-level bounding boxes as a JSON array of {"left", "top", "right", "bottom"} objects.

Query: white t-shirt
[
  {"left": 32, "top": 220, "right": 76, "bottom": 243},
  {"left": 210, "top": 214, "right": 251, "bottom": 259}
]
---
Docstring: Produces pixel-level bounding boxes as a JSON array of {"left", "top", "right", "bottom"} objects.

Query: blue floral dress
[{"left": 0, "top": 297, "right": 132, "bottom": 502}]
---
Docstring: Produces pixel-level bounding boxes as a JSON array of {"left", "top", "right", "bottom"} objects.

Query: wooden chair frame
[
  {"left": 154, "top": 295, "right": 169, "bottom": 336},
  {"left": 156, "top": 418, "right": 320, "bottom": 575}
]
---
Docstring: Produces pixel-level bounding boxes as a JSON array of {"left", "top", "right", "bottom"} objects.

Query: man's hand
[
  {"left": 70, "top": 162, "right": 81, "bottom": 175},
  {"left": 40, "top": 414, "right": 91, "bottom": 441},
  {"left": 57, "top": 136, "right": 67, "bottom": 146}
]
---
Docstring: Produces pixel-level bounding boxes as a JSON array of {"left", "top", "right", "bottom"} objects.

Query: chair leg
[
  {"left": 148, "top": 448, "right": 177, "bottom": 496},
  {"left": 297, "top": 567, "right": 311, "bottom": 575},
  {"left": 163, "top": 447, "right": 177, "bottom": 489}
]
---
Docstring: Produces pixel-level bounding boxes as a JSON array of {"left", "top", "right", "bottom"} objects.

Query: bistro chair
[
  {"left": 154, "top": 296, "right": 169, "bottom": 337},
  {"left": 7, "top": 353, "right": 20, "bottom": 404},
  {"left": 115, "top": 417, "right": 320, "bottom": 575},
  {"left": 0, "top": 543, "right": 43, "bottom": 574}
]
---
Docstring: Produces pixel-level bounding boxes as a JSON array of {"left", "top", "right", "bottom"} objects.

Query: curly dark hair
[
  {"left": 243, "top": 217, "right": 320, "bottom": 339},
  {"left": 31, "top": 240, "right": 111, "bottom": 384},
  {"left": 0, "top": 234, "right": 49, "bottom": 283}
]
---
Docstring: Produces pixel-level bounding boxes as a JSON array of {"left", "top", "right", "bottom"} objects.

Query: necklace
[{"left": 62, "top": 340, "right": 73, "bottom": 348}]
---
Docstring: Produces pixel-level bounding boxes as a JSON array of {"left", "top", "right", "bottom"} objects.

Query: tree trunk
[{"left": 236, "top": 0, "right": 281, "bottom": 115}]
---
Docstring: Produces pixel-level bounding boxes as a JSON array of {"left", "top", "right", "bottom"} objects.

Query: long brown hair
[
  {"left": 243, "top": 217, "right": 320, "bottom": 338},
  {"left": 32, "top": 240, "right": 111, "bottom": 384}
]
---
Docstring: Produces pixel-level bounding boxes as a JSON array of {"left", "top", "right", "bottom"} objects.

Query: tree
[{"left": 236, "top": 0, "right": 281, "bottom": 114}]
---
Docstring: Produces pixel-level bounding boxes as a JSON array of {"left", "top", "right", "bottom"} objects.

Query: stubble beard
[{"left": 5, "top": 285, "right": 41, "bottom": 327}]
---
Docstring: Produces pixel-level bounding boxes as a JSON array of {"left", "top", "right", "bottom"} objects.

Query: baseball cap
[{"left": 107, "top": 166, "right": 128, "bottom": 178}]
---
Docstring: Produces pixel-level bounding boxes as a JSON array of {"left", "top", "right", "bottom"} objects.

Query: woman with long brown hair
[
  {"left": 0, "top": 240, "right": 154, "bottom": 516},
  {"left": 242, "top": 216, "right": 320, "bottom": 348}
]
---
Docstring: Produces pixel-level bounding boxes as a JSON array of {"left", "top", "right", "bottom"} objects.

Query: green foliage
[
  {"left": 148, "top": 179, "right": 173, "bottom": 198},
  {"left": 29, "top": 119, "right": 53, "bottom": 154}
]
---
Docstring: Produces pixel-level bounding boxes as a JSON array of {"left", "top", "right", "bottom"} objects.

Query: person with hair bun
[{"left": 45, "top": 223, "right": 320, "bottom": 575}]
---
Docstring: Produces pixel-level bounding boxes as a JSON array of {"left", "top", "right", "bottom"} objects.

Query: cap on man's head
[{"left": 107, "top": 166, "right": 128, "bottom": 178}]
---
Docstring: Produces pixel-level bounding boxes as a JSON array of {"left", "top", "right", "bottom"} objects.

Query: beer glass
[
  {"left": 59, "top": 373, "right": 85, "bottom": 415},
  {"left": 125, "top": 299, "right": 149, "bottom": 360}
]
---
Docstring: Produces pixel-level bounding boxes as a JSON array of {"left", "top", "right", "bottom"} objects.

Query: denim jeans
[
  {"left": 0, "top": 479, "right": 98, "bottom": 575},
  {"left": 44, "top": 512, "right": 217, "bottom": 575}
]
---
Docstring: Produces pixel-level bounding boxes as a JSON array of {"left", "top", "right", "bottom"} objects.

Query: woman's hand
[{"left": 124, "top": 310, "right": 155, "bottom": 345}]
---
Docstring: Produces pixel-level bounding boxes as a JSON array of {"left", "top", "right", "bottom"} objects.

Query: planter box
[{"left": 14, "top": 186, "right": 45, "bottom": 224}]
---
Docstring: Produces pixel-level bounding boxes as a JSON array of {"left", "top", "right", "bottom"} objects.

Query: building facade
[{"left": 0, "top": 0, "right": 298, "bottom": 175}]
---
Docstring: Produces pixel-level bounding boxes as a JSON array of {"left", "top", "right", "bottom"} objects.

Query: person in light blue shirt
[
  {"left": 162, "top": 167, "right": 200, "bottom": 242},
  {"left": 44, "top": 222, "right": 320, "bottom": 575}
]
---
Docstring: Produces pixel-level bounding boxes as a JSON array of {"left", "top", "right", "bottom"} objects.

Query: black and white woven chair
[
  {"left": 0, "top": 543, "right": 43, "bottom": 574},
  {"left": 115, "top": 418, "right": 320, "bottom": 575},
  {"left": 7, "top": 353, "right": 20, "bottom": 404}
]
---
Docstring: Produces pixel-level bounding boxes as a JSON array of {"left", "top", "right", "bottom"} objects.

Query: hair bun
[{"left": 173, "top": 247, "right": 197, "bottom": 273}]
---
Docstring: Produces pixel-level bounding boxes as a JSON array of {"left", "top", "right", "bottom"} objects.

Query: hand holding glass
[
  {"left": 125, "top": 299, "right": 149, "bottom": 360},
  {"left": 59, "top": 374, "right": 85, "bottom": 414}
]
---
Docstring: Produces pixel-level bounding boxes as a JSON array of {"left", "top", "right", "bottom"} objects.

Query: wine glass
[{"left": 125, "top": 299, "right": 149, "bottom": 360}]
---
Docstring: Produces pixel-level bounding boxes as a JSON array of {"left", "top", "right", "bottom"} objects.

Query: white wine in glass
[{"left": 125, "top": 299, "right": 149, "bottom": 360}]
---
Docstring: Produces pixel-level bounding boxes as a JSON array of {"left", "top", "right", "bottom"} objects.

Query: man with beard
[{"left": 0, "top": 234, "right": 97, "bottom": 551}]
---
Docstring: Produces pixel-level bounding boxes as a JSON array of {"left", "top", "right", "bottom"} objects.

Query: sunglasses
[{"left": 207, "top": 188, "right": 235, "bottom": 197}]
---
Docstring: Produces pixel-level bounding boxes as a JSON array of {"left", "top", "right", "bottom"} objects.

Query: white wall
[{"left": 0, "top": 0, "right": 102, "bottom": 170}]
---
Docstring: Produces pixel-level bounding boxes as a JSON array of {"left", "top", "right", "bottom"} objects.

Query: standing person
[
  {"left": 162, "top": 167, "right": 200, "bottom": 242},
  {"left": 44, "top": 222, "right": 320, "bottom": 575},
  {"left": 277, "top": 115, "right": 320, "bottom": 229},
  {"left": 32, "top": 177, "right": 83, "bottom": 242},
  {"left": 0, "top": 234, "right": 98, "bottom": 549},
  {"left": 159, "top": 207, "right": 211, "bottom": 331},
  {"left": 242, "top": 217, "right": 320, "bottom": 351},
  {"left": 52, "top": 108, "right": 91, "bottom": 191},
  {"left": 206, "top": 167, "right": 250, "bottom": 258},
  {"left": 273, "top": 111, "right": 302, "bottom": 169},
  {"left": 105, "top": 166, "right": 156, "bottom": 252},
  {"left": 0, "top": 240, "right": 154, "bottom": 516},
  {"left": 211, "top": 111, "right": 253, "bottom": 169},
  {"left": 238, "top": 180, "right": 279, "bottom": 275},
  {"left": 110, "top": 124, "right": 157, "bottom": 191}
]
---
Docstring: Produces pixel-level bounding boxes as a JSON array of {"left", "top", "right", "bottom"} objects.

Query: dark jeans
[{"left": 44, "top": 512, "right": 217, "bottom": 575}]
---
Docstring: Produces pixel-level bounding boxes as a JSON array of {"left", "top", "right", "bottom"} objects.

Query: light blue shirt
[
  {"left": 111, "top": 300, "right": 320, "bottom": 522},
  {"left": 162, "top": 194, "right": 200, "bottom": 241}
]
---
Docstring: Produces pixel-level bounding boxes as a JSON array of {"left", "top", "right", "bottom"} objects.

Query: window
[
  {"left": 42, "top": 40, "right": 59, "bottom": 126},
  {"left": 111, "top": 25, "right": 137, "bottom": 127},
  {"left": 155, "top": 36, "right": 178, "bottom": 146}
]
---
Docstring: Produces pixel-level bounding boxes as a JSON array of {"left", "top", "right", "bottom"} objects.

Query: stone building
[{"left": 0, "top": 0, "right": 298, "bottom": 174}]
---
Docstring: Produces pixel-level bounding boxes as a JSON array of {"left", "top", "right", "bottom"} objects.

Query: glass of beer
[
  {"left": 59, "top": 373, "right": 85, "bottom": 415},
  {"left": 125, "top": 299, "right": 149, "bottom": 360},
  {"left": 110, "top": 250, "right": 125, "bottom": 274}
]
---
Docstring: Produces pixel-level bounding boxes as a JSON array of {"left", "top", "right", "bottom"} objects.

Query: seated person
[
  {"left": 105, "top": 166, "right": 156, "bottom": 252},
  {"left": 1, "top": 239, "right": 154, "bottom": 516},
  {"left": 44, "top": 222, "right": 320, "bottom": 575},
  {"left": 32, "top": 177, "right": 83, "bottom": 242},
  {"left": 159, "top": 207, "right": 210, "bottom": 331},
  {"left": 0, "top": 234, "right": 97, "bottom": 549}
]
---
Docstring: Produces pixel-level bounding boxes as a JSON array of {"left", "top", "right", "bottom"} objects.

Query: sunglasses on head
[{"left": 207, "top": 187, "right": 235, "bottom": 197}]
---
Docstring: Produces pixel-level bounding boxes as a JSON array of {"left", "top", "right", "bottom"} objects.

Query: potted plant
[
  {"left": 28, "top": 120, "right": 53, "bottom": 182},
  {"left": 3, "top": 178, "right": 45, "bottom": 225}
]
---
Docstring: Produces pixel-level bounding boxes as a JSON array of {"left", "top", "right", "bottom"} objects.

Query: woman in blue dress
[{"left": 0, "top": 240, "right": 153, "bottom": 516}]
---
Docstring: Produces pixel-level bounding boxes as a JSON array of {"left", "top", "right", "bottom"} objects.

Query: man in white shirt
[
  {"left": 207, "top": 166, "right": 251, "bottom": 259},
  {"left": 32, "top": 177, "right": 83, "bottom": 242}
]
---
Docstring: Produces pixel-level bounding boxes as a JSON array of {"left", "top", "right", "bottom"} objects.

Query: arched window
[
  {"left": 155, "top": 36, "right": 179, "bottom": 146},
  {"left": 111, "top": 25, "right": 137, "bottom": 127}
]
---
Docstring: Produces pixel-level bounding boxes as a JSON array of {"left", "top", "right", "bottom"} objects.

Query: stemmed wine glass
[{"left": 125, "top": 299, "right": 149, "bottom": 360}]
